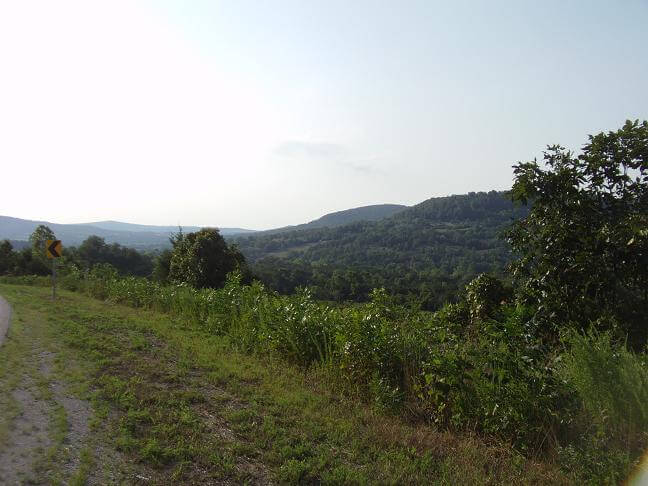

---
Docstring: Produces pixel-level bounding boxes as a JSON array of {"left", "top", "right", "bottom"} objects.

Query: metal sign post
[
  {"left": 52, "top": 258, "right": 57, "bottom": 300},
  {"left": 46, "top": 240, "right": 62, "bottom": 300}
]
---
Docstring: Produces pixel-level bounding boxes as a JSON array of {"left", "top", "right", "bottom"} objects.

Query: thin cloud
[
  {"left": 274, "top": 141, "right": 384, "bottom": 175},
  {"left": 274, "top": 141, "right": 348, "bottom": 159},
  {"left": 340, "top": 159, "right": 384, "bottom": 175}
]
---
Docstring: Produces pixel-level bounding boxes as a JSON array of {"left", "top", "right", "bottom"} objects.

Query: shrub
[
  {"left": 416, "top": 304, "right": 565, "bottom": 448},
  {"left": 559, "top": 329, "right": 648, "bottom": 462},
  {"left": 465, "top": 273, "right": 508, "bottom": 324}
]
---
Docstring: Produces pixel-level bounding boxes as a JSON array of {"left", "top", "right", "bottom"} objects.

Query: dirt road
[
  {"left": 0, "top": 296, "right": 9, "bottom": 347},
  {"left": 0, "top": 293, "right": 115, "bottom": 484}
]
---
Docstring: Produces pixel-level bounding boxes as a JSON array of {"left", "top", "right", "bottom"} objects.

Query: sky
[{"left": 1, "top": 1, "right": 647, "bottom": 230}]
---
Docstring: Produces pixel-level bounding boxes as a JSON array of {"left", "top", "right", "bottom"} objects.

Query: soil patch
[
  {"left": 0, "top": 380, "right": 53, "bottom": 484},
  {"left": 0, "top": 296, "right": 10, "bottom": 347}
]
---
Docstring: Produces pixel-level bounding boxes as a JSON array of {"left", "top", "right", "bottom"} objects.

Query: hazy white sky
[{"left": 1, "top": 1, "right": 647, "bottom": 229}]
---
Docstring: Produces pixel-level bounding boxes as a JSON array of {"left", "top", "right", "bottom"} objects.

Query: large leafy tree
[
  {"left": 152, "top": 228, "right": 184, "bottom": 283},
  {"left": 27, "top": 225, "right": 56, "bottom": 274},
  {"left": 168, "top": 228, "right": 247, "bottom": 289},
  {"left": 0, "top": 240, "right": 16, "bottom": 274},
  {"left": 506, "top": 120, "right": 648, "bottom": 345},
  {"left": 29, "top": 225, "right": 56, "bottom": 258}
]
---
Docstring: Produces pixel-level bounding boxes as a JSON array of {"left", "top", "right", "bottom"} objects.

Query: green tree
[
  {"left": 168, "top": 228, "right": 247, "bottom": 289},
  {"left": 27, "top": 225, "right": 56, "bottom": 274},
  {"left": 506, "top": 120, "right": 648, "bottom": 345},
  {"left": 76, "top": 235, "right": 153, "bottom": 277},
  {"left": 29, "top": 225, "right": 56, "bottom": 258},
  {"left": 153, "top": 228, "right": 184, "bottom": 283},
  {"left": 77, "top": 235, "right": 106, "bottom": 264},
  {"left": 152, "top": 249, "right": 173, "bottom": 283},
  {"left": 0, "top": 240, "right": 16, "bottom": 274}
]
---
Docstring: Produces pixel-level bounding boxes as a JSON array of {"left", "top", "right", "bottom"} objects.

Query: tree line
[
  {"left": 0, "top": 226, "right": 248, "bottom": 293},
  {"left": 0, "top": 228, "right": 155, "bottom": 278}
]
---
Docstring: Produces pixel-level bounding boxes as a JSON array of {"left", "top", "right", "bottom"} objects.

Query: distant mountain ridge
[
  {"left": 260, "top": 204, "right": 407, "bottom": 235},
  {"left": 1, "top": 194, "right": 522, "bottom": 255},
  {"left": 0, "top": 204, "right": 408, "bottom": 250},
  {"left": 233, "top": 191, "right": 527, "bottom": 265},
  {"left": 232, "top": 191, "right": 528, "bottom": 310},
  {"left": 0, "top": 216, "right": 255, "bottom": 249},
  {"left": 78, "top": 220, "right": 255, "bottom": 235},
  {"left": 78, "top": 221, "right": 202, "bottom": 234}
]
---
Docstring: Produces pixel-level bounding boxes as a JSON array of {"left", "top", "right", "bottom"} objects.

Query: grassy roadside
[
  {"left": 0, "top": 288, "right": 98, "bottom": 484},
  {"left": 0, "top": 284, "right": 571, "bottom": 484}
]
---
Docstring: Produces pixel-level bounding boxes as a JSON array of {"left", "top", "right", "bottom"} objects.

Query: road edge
[{"left": 0, "top": 295, "right": 11, "bottom": 347}]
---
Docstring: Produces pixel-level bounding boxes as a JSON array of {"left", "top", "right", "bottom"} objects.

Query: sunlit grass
[{"left": 0, "top": 283, "right": 572, "bottom": 484}]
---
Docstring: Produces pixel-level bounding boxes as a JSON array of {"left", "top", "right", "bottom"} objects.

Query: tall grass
[
  {"left": 557, "top": 330, "right": 648, "bottom": 483},
  {"left": 561, "top": 330, "right": 648, "bottom": 442},
  {"left": 39, "top": 270, "right": 563, "bottom": 448}
]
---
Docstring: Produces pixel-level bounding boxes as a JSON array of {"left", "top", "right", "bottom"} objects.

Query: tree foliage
[
  {"left": 0, "top": 240, "right": 16, "bottom": 274},
  {"left": 169, "top": 228, "right": 247, "bottom": 289},
  {"left": 29, "top": 225, "right": 55, "bottom": 258},
  {"left": 236, "top": 191, "right": 527, "bottom": 309},
  {"left": 153, "top": 229, "right": 185, "bottom": 283},
  {"left": 76, "top": 235, "right": 154, "bottom": 277},
  {"left": 26, "top": 225, "right": 56, "bottom": 274},
  {"left": 506, "top": 120, "right": 648, "bottom": 345}
]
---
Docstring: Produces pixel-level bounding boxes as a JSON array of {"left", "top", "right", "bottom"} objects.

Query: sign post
[
  {"left": 52, "top": 259, "right": 57, "bottom": 300},
  {"left": 46, "top": 240, "right": 62, "bottom": 300}
]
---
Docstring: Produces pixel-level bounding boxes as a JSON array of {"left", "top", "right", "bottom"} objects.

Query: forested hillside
[
  {"left": 236, "top": 191, "right": 525, "bottom": 264},
  {"left": 235, "top": 191, "right": 528, "bottom": 308},
  {"left": 260, "top": 203, "right": 407, "bottom": 235}
]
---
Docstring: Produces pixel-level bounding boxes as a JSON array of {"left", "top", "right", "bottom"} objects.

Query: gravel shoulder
[
  {"left": 0, "top": 292, "right": 106, "bottom": 484},
  {"left": 0, "top": 296, "right": 10, "bottom": 347}
]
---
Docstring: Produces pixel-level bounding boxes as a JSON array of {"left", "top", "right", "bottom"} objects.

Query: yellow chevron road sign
[{"left": 46, "top": 240, "right": 62, "bottom": 259}]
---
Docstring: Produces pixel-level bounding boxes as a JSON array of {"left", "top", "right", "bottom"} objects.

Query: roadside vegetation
[
  {"left": 1, "top": 284, "right": 573, "bottom": 484},
  {"left": 1, "top": 120, "right": 647, "bottom": 484}
]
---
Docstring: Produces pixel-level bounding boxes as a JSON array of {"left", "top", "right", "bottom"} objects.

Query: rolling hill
[
  {"left": 1, "top": 192, "right": 528, "bottom": 309},
  {"left": 0, "top": 216, "right": 255, "bottom": 249},
  {"left": 233, "top": 191, "right": 528, "bottom": 308},
  {"left": 260, "top": 204, "right": 407, "bottom": 235},
  {"left": 78, "top": 221, "right": 202, "bottom": 234},
  {"left": 78, "top": 220, "right": 256, "bottom": 235},
  {"left": 0, "top": 204, "right": 405, "bottom": 250},
  {"left": 234, "top": 191, "right": 525, "bottom": 265}
]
